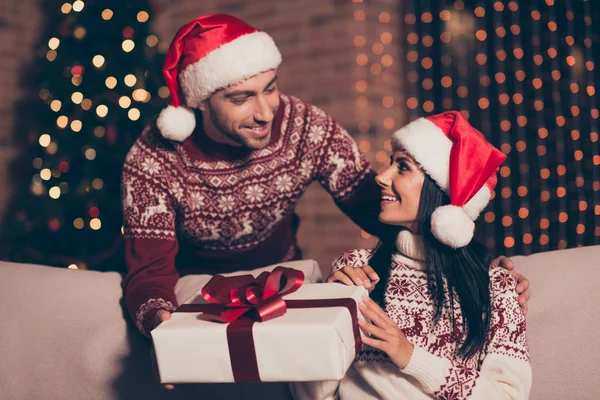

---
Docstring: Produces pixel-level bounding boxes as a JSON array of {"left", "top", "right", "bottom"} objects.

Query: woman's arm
[
  {"left": 358, "top": 268, "right": 531, "bottom": 399},
  {"left": 401, "top": 268, "right": 531, "bottom": 399}
]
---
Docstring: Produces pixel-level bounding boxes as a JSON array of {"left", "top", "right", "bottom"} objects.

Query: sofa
[{"left": 1, "top": 245, "right": 599, "bottom": 400}]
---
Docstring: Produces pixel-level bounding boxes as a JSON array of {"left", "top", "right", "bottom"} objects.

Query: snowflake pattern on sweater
[
  {"left": 121, "top": 95, "right": 382, "bottom": 337},
  {"left": 331, "top": 249, "right": 531, "bottom": 399}
]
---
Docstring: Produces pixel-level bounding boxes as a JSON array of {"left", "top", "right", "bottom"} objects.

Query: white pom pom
[
  {"left": 156, "top": 105, "right": 196, "bottom": 142},
  {"left": 430, "top": 205, "right": 475, "bottom": 249}
]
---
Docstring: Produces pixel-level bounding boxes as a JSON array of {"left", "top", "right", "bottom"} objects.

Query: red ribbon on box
[{"left": 174, "top": 266, "right": 362, "bottom": 382}]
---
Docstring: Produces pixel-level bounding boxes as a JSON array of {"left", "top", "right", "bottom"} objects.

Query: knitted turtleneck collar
[{"left": 393, "top": 229, "right": 426, "bottom": 269}]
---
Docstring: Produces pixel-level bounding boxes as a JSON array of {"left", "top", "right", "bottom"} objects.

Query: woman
[{"left": 291, "top": 111, "right": 531, "bottom": 399}]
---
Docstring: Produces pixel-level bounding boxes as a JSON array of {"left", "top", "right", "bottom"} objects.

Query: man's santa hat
[
  {"left": 157, "top": 14, "right": 282, "bottom": 141},
  {"left": 392, "top": 111, "right": 506, "bottom": 248}
]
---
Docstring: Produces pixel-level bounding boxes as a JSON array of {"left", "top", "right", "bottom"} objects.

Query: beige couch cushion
[
  {"left": 0, "top": 260, "right": 322, "bottom": 400},
  {"left": 513, "top": 245, "right": 600, "bottom": 400}
]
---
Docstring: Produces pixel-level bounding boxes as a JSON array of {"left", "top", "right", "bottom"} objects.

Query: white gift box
[{"left": 151, "top": 283, "right": 367, "bottom": 384}]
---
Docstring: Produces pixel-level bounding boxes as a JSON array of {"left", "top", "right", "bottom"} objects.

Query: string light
[
  {"left": 93, "top": 126, "right": 105, "bottom": 138},
  {"left": 137, "top": 11, "right": 149, "bottom": 23},
  {"left": 56, "top": 116, "right": 68, "bottom": 129},
  {"left": 81, "top": 99, "right": 92, "bottom": 110},
  {"left": 48, "top": 38, "right": 60, "bottom": 50},
  {"left": 39, "top": 134, "right": 51, "bottom": 147},
  {"left": 583, "top": 0, "right": 600, "bottom": 237},
  {"left": 40, "top": 169, "right": 52, "bottom": 181},
  {"left": 124, "top": 74, "right": 137, "bottom": 87},
  {"left": 70, "top": 120, "right": 82, "bottom": 132},
  {"left": 509, "top": 1, "right": 532, "bottom": 251},
  {"left": 101, "top": 9, "right": 113, "bottom": 20},
  {"left": 50, "top": 100, "right": 62, "bottom": 112},
  {"left": 49, "top": 186, "right": 61, "bottom": 199},
  {"left": 71, "top": 92, "right": 83, "bottom": 104},
  {"left": 128, "top": 108, "right": 141, "bottom": 121},
  {"left": 105, "top": 76, "right": 117, "bottom": 89},
  {"left": 92, "top": 179, "right": 104, "bottom": 190},
  {"left": 119, "top": 96, "right": 131, "bottom": 108},
  {"left": 90, "top": 218, "right": 102, "bottom": 230},
  {"left": 146, "top": 35, "right": 159, "bottom": 47},
  {"left": 46, "top": 51, "right": 57, "bottom": 62},
  {"left": 96, "top": 105, "right": 108, "bottom": 118},
  {"left": 92, "top": 55, "right": 105, "bottom": 68},
  {"left": 74, "top": 27, "right": 86, "bottom": 40},
  {"left": 84, "top": 148, "right": 97, "bottom": 160},
  {"left": 122, "top": 40, "right": 135, "bottom": 52},
  {"left": 72, "top": 1, "right": 84, "bottom": 12},
  {"left": 46, "top": 142, "right": 58, "bottom": 155},
  {"left": 158, "top": 86, "right": 170, "bottom": 98}
]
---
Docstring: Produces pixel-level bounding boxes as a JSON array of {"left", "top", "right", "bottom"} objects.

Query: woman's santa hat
[
  {"left": 392, "top": 111, "right": 506, "bottom": 249},
  {"left": 157, "top": 14, "right": 282, "bottom": 141}
]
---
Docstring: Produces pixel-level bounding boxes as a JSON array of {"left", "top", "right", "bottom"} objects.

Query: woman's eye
[
  {"left": 232, "top": 98, "right": 248, "bottom": 105},
  {"left": 266, "top": 86, "right": 276, "bottom": 93},
  {"left": 397, "top": 162, "right": 409, "bottom": 172}
]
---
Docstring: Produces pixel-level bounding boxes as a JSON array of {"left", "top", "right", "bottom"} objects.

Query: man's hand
[
  {"left": 492, "top": 256, "right": 531, "bottom": 315},
  {"left": 151, "top": 310, "right": 174, "bottom": 390},
  {"left": 327, "top": 265, "right": 380, "bottom": 291}
]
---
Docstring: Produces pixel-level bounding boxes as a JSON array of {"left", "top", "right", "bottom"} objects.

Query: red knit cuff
[{"left": 135, "top": 298, "right": 177, "bottom": 338}]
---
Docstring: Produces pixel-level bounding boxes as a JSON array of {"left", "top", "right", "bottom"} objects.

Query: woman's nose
[{"left": 375, "top": 170, "right": 391, "bottom": 189}]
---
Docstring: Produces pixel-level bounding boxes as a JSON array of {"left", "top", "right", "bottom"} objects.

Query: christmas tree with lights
[{"left": 0, "top": 0, "right": 167, "bottom": 270}]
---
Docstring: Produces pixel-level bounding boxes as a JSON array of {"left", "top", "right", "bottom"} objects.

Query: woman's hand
[
  {"left": 326, "top": 265, "right": 380, "bottom": 291},
  {"left": 358, "top": 295, "right": 414, "bottom": 369}
]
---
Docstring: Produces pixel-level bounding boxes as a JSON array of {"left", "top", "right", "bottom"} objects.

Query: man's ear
[{"left": 198, "top": 98, "right": 209, "bottom": 112}]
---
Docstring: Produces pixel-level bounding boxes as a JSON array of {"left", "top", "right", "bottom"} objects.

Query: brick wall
[
  {"left": 0, "top": 0, "right": 43, "bottom": 226},
  {"left": 0, "top": 0, "right": 405, "bottom": 274}
]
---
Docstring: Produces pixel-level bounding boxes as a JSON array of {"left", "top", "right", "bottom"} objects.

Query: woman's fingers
[
  {"left": 359, "top": 296, "right": 396, "bottom": 330},
  {"left": 361, "top": 265, "right": 380, "bottom": 283},
  {"left": 327, "top": 270, "right": 353, "bottom": 286},
  {"left": 327, "top": 267, "right": 373, "bottom": 289},
  {"left": 358, "top": 318, "right": 392, "bottom": 341},
  {"left": 342, "top": 267, "right": 371, "bottom": 287},
  {"left": 361, "top": 335, "right": 388, "bottom": 352}
]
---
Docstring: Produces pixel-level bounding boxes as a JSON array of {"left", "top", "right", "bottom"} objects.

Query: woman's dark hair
[{"left": 369, "top": 174, "right": 491, "bottom": 358}]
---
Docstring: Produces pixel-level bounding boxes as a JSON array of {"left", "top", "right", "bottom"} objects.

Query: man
[{"left": 121, "top": 14, "right": 529, "bottom": 347}]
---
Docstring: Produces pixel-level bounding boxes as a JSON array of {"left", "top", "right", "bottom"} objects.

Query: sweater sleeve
[
  {"left": 121, "top": 148, "right": 179, "bottom": 338},
  {"left": 311, "top": 109, "right": 390, "bottom": 238},
  {"left": 331, "top": 249, "right": 374, "bottom": 273},
  {"left": 401, "top": 268, "right": 532, "bottom": 399}
]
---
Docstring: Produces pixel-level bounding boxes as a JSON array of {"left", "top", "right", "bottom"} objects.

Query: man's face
[{"left": 200, "top": 70, "right": 280, "bottom": 150}]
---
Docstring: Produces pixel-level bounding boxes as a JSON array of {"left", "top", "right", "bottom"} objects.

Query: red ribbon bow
[{"left": 199, "top": 266, "right": 305, "bottom": 323}]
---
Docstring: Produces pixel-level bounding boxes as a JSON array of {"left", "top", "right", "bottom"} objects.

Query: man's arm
[
  {"left": 311, "top": 110, "right": 391, "bottom": 238},
  {"left": 121, "top": 153, "right": 179, "bottom": 338}
]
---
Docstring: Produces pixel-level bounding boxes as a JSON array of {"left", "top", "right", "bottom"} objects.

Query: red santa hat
[
  {"left": 392, "top": 111, "right": 506, "bottom": 248},
  {"left": 157, "top": 14, "right": 282, "bottom": 141}
]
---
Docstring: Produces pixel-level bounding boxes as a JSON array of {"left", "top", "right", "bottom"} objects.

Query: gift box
[{"left": 151, "top": 267, "right": 367, "bottom": 384}]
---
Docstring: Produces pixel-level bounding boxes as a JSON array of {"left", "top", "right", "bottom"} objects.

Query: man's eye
[{"left": 231, "top": 98, "right": 248, "bottom": 105}]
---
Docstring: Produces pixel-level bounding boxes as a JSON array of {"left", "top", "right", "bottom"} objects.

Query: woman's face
[{"left": 375, "top": 149, "right": 425, "bottom": 232}]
